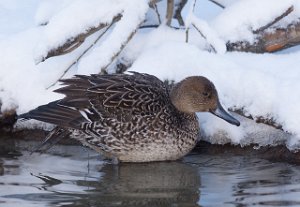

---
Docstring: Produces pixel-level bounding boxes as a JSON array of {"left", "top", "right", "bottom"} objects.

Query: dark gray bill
[{"left": 210, "top": 101, "right": 240, "bottom": 126}]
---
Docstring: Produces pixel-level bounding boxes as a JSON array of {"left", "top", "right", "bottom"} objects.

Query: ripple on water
[{"left": 0, "top": 141, "right": 300, "bottom": 207}]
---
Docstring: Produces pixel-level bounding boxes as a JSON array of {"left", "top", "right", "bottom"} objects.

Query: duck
[{"left": 19, "top": 72, "right": 240, "bottom": 162}]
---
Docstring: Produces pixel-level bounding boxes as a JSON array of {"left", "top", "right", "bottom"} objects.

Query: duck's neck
[{"left": 170, "top": 83, "right": 194, "bottom": 114}]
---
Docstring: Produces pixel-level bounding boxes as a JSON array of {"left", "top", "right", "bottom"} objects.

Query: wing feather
[{"left": 20, "top": 72, "right": 169, "bottom": 128}]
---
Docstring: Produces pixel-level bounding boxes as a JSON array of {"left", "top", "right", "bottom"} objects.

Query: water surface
[{"left": 1, "top": 139, "right": 300, "bottom": 207}]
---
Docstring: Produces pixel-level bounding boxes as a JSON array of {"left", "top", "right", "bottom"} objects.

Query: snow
[
  {"left": 1, "top": 0, "right": 300, "bottom": 150},
  {"left": 34, "top": 0, "right": 149, "bottom": 64},
  {"left": 185, "top": 13, "right": 226, "bottom": 53},
  {"left": 129, "top": 41, "right": 300, "bottom": 149},
  {"left": 77, "top": 0, "right": 149, "bottom": 75},
  {"left": 212, "top": 0, "right": 299, "bottom": 43}
]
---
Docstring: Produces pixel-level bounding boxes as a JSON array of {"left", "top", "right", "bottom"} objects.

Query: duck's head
[{"left": 170, "top": 76, "right": 240, "bottom": 126}]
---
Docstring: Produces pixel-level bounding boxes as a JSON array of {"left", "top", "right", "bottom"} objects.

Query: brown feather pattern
[{"left": 19, "top": 72, "right": 200, "bottom": 162}]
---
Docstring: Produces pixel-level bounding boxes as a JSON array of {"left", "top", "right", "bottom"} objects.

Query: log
[
  {"left": 227, "top": 21, "right": 300, "bottom": 53},
  {"left": 227, "top": 6, "right": 300, "bottom": 53}
]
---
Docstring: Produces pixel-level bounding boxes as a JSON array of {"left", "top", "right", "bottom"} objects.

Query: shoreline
[{"left": 1, "top": 128, "right": 299, "bottom": 164}]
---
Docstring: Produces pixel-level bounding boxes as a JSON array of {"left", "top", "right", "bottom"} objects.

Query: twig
[
  {"left": 139, "top": 24, "right": 181, "bottom": 30},
  {"left": 100, "top": 21, "right": 144, "bottom": 74},
  {"left": 166, "top": 0, "right": 174, "bottom": 26},
  {"left": 192, "top": 23, "right": 217, "bottom": 53},
  {"left": 185, "top": 28, "right": 189, "bottom": 43},
  {"left": 208, "top": 0, "right": 225, "bottom": 9},
  {"left": 46, "top": 23, "right": 114, "bottom": 89},
  {"left": 39, "top": 14, "right": 122, "bottom": 63},
  {"left": 254, "top": 6, "right": 294, "bottom": 34},
  {"left": 139, "top": 24, "right": 160, "bottom": 29},
  {"left": 174, "top": 0, "right": 188, "bottom": 26},
  {"left": 153, "top": 2, "right": 162, "bottom": 24},
  {"left": 185, "top": 0, "right": 198, "bottom": 42},
  {"left": 232, "top": 109, "right": 283, "bottom": 130},
  {"left": 192, "top": 0, "right": 197, "bottom": 13}
]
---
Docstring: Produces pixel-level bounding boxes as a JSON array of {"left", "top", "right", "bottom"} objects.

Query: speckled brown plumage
[{"left": 19, "top": 72, "right": 239, "bottom": 162}]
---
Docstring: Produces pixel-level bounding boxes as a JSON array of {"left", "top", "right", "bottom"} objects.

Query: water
[{"left": 1, "top": 140, "right": 300, "bottom": 207}]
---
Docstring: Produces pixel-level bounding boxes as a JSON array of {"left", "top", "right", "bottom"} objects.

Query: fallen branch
[
  {"left": 40, "top": 14, "right": 122, "bottom": 63},
  {"left": 46, "top": 23, "right": 114, "bottom": 89},
  {"left": 227, "top": 21, "right": 300, "bottom": 53},
  {"left": 254, "top": 6, "right": 294, "bottom": 34},
  {"left": 227, "top": 5, "right": 299, "bottom": 53}
]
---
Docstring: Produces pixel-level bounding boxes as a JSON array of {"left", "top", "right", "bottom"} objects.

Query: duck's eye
[{"left": 202, "top": 92, "right": 210, "bottom": 97}]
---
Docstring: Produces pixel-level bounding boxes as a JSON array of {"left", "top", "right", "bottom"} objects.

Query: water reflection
[
  {"left": 186, "top": 154, "right": 300, "bottom": 206},
  {"left": 77, "top": 162, "right": 201, "bottom": 207},
  {"left": 0, "top": 143, "right": 201, "bottom": 207},
  {"left": 1, "top": 140, "right": 300, "bottom": 207}
]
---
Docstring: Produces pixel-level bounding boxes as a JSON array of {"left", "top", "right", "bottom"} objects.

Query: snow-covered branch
[
  {"left": 227, "top": 21, "right": 300, "bottom": 53},
  {"left": 253, "top": 6, "right": 294, "bottom": 34},
  {"left": 40, "top": 14, "right": 122, "bottom": 63}
]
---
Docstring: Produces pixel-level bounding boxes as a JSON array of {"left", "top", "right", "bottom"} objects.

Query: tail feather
[
  {"left": 31, "top": 126, "right": 71, "bottom": 154},
  {"left": 18, "top": 100, "right": 85, "bottom": 129}
]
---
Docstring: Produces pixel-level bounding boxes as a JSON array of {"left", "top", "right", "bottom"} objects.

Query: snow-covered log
[{"left": 227, "top": 20, "right": 300, "bottom": 53}]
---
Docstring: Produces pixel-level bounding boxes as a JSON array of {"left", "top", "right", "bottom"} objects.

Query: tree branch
[
  {"left": 208, "top": 0, "right": 225, "bottom": 9},
  {"left": 155, "top": 3, "right": 162, "bottom": 24},
  {"left": 227, "top": 5, "right": 300, "bottom": 53},
  {"left": 192, "top": 23, "right": 217, "bottom": 53},
  {"left": 39, "top": 14, "right": 122, "bottom": 63},
  {"left": 174, "top": 0, "right": 188, "bottom": 26},
  {"left": 46, "top": 23, "right": 114, "bottom": 89},
  {"left": 166, "top": 0, "right": 174, "bottom": 26},
  {"left": 185, "top": 0, "right": 198, "bottom": 42},
  {"left": 227, "top": 20, "right": 300, "bottom": 53},
  {"left": 100, "top": 21, "right": 144, "bottom": 74},
  {"left": 254, "top": 6, "right": 294, "bottom": 34}
]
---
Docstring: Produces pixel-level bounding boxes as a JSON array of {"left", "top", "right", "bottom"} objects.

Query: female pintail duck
[{"left": 19, "top": 72, "right": 240, "bottom": 162}]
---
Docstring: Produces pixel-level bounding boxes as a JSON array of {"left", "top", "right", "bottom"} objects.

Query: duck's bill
[{"left": 210, "top": 101, "right": 240, "bottom": 126}]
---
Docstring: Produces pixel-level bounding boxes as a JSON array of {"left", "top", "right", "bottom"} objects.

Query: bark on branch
[
  {"left": 227, "top": 21, "right": 300, "bottom": 53},
  {"left": 173, "top": 0, "right": 188, "bottom": 26},
  {"left": 254, "top": 6, "right": 294, "bottom": 34},
  {"left": 40, "top": 14, "right": 122, "bottom": 63},
  {"left": 166, "top": 0, "right": 174, "bottom": 26},
  {"left": 46, "top": 23, "right": 115, "bottom": 89},
  {"left": 227, "top": 6, "right": 300, "bottom": 53}
]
